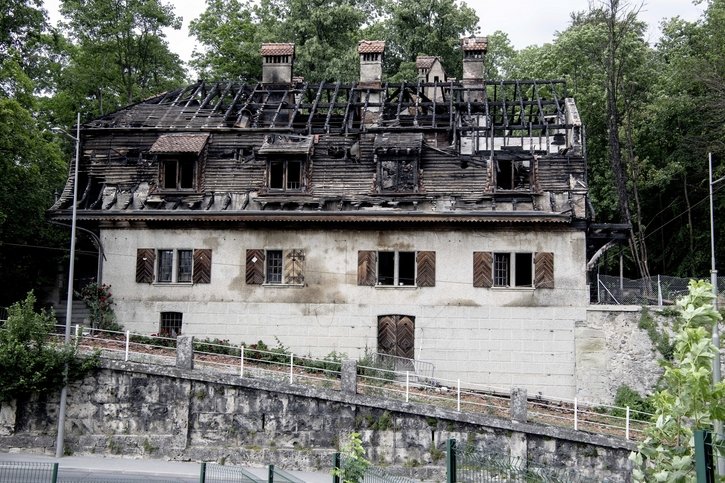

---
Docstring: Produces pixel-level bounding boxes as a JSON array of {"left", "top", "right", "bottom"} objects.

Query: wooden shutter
[
  {"left": 396, "top": 316, "right": 415, "bottom": 359},
  {"left": 377, "top": 315, "right": 396, "bottom": 355},
  {"left": 416, "top": 251, "right": 436, "bottom": 287},
  {"left": 473, "top": 251, "right": 493, "bottom": 288},
  {"left": 534, "top": 252, "right": 555, "bottom": 288},
  {"left": 284, "top": 249, "right": 305, "bottom": 284},
  {"left": 357, "top": 250, "right": 377, "bottom": 286},
  {"left": 193, "top": 249, "right": 212, "bottom": 284},
  {"left": 246, "top": 249, "right": 265, "bottom": 285},
  {"left": 136, "top": 249, "right": 155, "bottom": 283}
]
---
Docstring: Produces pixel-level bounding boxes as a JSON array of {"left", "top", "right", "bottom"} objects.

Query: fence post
[
  {"left": 74, "top": 324, "right": 80, "bottom": 341},
  {"left": 176, "top": 335, "right": 194, "bottom": 370},
  {"left": 510, "top": 387, "right": 528, "bottom": 423},
  {"left": 268, "top": 464, "right": 274, "bottom": 483},
  {"left": 446, "top": 439, "right": 456, "bottom": 483},
  {"left": 51, "top": 462, "right": 59, "bottom": 483},
  {"left": 597, "top": 272, "right": 601, "bottom": 303},
  {"left": 125, "top": 330, "right": 130, "bottom": 361},
  {"left": 625, "top": 406, "right": 630, "bottom": 440},
  {"left": 657, "top": 275, "right": 663, "bottom": 306},
  {"left": 199, "top": 462, "right": 206, "bottom": 483},
  {"left": 694, "top": 429, "right": 714, "bottom": 483},
  {"left": 341, "top": 360, "right": 357, "bottom": 394},
  {"left": 405, "top": 371, "right": 409, "bottom": 402},
  {"left": 240, "top": 345, "right": 244, "bottom": 378},
  {"left": 290, "top": 353, "right": 294, "bottom": 384},
  {"left": 332, "top": 452, "right": 341, "bottom": 483},
  {"left": 457, "top": 379, "right": 461, "bottom": 412},
  {"left": 574, "top": 398, "right": 578, "bottom": 431}
]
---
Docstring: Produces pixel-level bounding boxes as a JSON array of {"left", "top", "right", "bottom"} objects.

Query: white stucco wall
[{"left": 101, "top": 225, "right": 587, "bottom": 398}]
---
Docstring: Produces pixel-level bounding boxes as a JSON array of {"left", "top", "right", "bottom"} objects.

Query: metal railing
[
  {"left": 448, "top": 439, "right": 576, "bottom": 483},
  {"left": 202, "top": 462, "right": 265, "bottom": 482},
  {"left": 595, "top": 274, "right": 725, "bottom": 305},
  {"left": 65, "top": 326, "right": 653, "bottom": 441},
  {"left": 0, "top": 461, "right": 58, "bottom": 482},
  {"left": 373, "top": 352, "right": 435, "bottom": 383}
]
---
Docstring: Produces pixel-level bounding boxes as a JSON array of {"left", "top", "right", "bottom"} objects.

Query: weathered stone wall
[
  {"left": 0, "top": 359, "right": 634, "bottom": 481},
  {"left": 576, "top": 306, "right": 667, "bottom": 404}
]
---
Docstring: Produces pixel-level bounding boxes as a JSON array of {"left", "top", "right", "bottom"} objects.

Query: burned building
[{"left": 49, "top": 38, "right": 593, "bottom": 397}]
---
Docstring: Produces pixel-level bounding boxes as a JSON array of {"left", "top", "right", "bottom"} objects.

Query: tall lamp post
[
  {"left": 52, "top": 112, "right": 80, "bottom": 458},
  {"left": 709, "top": 151, "right": 724, "bottom": 475}
]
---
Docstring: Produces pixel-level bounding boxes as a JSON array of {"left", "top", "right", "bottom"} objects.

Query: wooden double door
[{"left": 377, "top": 315, "right": 415, "bottom": 359}]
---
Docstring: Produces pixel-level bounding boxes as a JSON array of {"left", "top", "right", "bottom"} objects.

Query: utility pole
[
  {"left": 708, "top": 151, "right": 724, "bottom": 476},
  {"left": 53, "top": 113, "right": 80, "bottom": 458}
]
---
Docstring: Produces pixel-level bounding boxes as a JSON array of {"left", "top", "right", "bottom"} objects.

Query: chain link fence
[{"left": 593, "top": 275, "right": 725, "bottom": 306}]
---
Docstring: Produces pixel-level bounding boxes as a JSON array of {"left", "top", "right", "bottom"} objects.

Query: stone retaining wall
[{"left": 0, "top": 357, "right": 635, "bottom": 481}]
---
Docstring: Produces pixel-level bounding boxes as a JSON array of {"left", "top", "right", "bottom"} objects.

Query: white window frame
[
  {"left": 156, "top": 249, "right": 194, "bottom": 284},
  {"left": 493, "top": 252, "right": 533, "bottom": 288},
  {"left": 376, "top": 251, "right": 416, "bottom": 287}
]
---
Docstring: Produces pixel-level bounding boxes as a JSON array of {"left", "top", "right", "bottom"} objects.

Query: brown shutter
[
  {"left": 377, "top": 315, "right": 396, "bottom": 355},
  {"left": 416, "top": 251, "right": 436, "bottom": 287},
  {"left": 136, "top": 249, "right": 155, "bottom": 283},
  {"left": 396, "top": 316, "right": 415, "bottom": 359},
  {"left": 473, "top": 251, "right": 493, "bottom": 288},
  {"left": 357, "top": 250, "right": 377, "bottom": 286},
  {"left": 193, "top": 249, "right": 212, "bottom": 284},
  {"left": 284, "top": 249, "right": 305, "bottom": 284},
  {"left": 534, "top": 252, "right": 555, "bottom": 288},
  {"left": 246, "top": 249, "right": 265, "bottom": 284}
]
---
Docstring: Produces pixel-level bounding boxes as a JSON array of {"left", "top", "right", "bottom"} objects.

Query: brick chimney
[
  {"left": 358, "top": 40, "right": 385, "bottom": 85},
  {"left": 461, "top": 36, "right": 488, "bottom": 85},
  {"left": 261, "top": 43, "right": 295, "bottom": 84}
]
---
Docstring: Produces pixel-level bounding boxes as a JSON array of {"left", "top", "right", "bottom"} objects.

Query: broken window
[
  {"left": 162, "top": 158, "right": 196, "bottom": 190},
  {"left": 160, "top": 312, "right": 182, "bottom": 337},
  {"left": 473, "top": 251, "right": 554, "bottom": 289},
  {"left": 269, "top": 159, "right": 303, "bottom": 191},
  {"left": 380, "top": 158, "right": 417, "bottom": 192},
  {"left": 246, "top": 248, "right": 305, "bottom": 285},
  {"left": 136, "top": 248, "right": 212, "bottom": 284},
  {"left": 358, "top": 251, "right": 435, "bottom": 287},
  {"left": 495, "top": 159, "right": 531, "bottom": 191}
]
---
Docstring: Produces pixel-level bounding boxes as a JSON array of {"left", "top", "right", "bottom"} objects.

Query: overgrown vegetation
[
  {"left": 77, "top": 282, "right": 121, "bottom": 331},
  {"left": 638, "top": 308, "right": 674, "bottom": 361},
  {"left": 333, "top": 432, "right": 369, "bottom": 483},
  {"left": 0, "top": 292, "right": 99, "bottom": 402},
  {"left": 630, "top": 280, "right": 725, "bottom": 481},
  {"left": 611, "top": 385, "right": 654, "bottom": 418}
]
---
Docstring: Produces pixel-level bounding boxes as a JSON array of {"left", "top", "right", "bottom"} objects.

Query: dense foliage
[
  {"left": 0, "top": 292, "right": 99, "bottom": 402},
  {"left": 630, "top": 280, "right": 724, "bottom": 480},
  {"left": 0, "top": 0, "right": 724, "bottom": 308}
]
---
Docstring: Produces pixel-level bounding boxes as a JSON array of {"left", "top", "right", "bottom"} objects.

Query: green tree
[
  {"left": 384, "top": 0, "right": 478, "bottom": 79},
  {"left": 630, "top": 280, "right": 724, "bottom": 481},
  {"left": 0, "top": 292, "right": 98, "bottom": 402},
  {"left": 56, "top": 0, "right": 186, "bottom": 119},
  {"left": 333, "top": 432, "right": 369, "bottom": 483}
]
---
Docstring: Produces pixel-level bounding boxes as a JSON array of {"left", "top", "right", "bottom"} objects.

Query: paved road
[{"left": 0, "top": 451, "right": 331, "bottom": 482}]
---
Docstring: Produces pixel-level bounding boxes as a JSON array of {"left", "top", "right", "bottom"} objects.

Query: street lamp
[
  {"left": 51, "top": 112, "right": 80, "bottom": 458},
  {"left": 708, "top": 151, "right": 724, "bottom": 475}
]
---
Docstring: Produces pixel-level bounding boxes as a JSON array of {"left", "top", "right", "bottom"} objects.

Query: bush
[
  {"left": 0, "top": 292, "right": 99, "bottom": 402},
  {"left": 612, "top": 385, "right": 653, "bottom": 418},
  {"left": 77, "top": 282, "right": 122, "bottom": 332}
]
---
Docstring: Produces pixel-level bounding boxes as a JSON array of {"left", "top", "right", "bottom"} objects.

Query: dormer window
[
  {"left": 149, "top": 133, "right": 210, "bottom": 193},
  {"left": 495, "top": 159, "right": 532, "bottom": 191},
  {"left": 258, "top": 134, "right": 313, "bottom": 194},
  {"left": 162, "top": 157, "right": 196, "bottom": 190},
  {"left": 374, "top": 133, "right": 423, "bottom": 194}
]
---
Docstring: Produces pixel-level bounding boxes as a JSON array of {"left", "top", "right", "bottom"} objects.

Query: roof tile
[
  {"left": 358, "top": 40, "right": 385, "bottom": 54},
  {"left": 260, "top": 43, "right": 295, "bottom": 56},
  {"left": 149, "top": 133, "right": 210, "bottom": 154}
]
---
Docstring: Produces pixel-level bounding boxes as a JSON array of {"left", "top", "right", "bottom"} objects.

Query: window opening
[
  {"left": 158, "top": 250, "right": 174, "bottom": 283},
  {"left": 162, "top": 158, "right": 195, "bottom": 190},
  {"left": 377, "top": 251, "right": 415, "bottom": 286},
  {"left": 266, "top": 250, "right": 283, "bottom": 283},
  {"left": 177, "top": 250, "right": 193, "bottom": 283},
  {"left": 493, "top": 253, "right": 510, "bottom": 287},
  {"left": 160, "top": 312, "right": 182, "bottom": 337},
  {"left": 268, "top": 159, "right": 303, "bottom": 191},
  {"left": 496, "top": 159, "right": 531, "bottom": 191},
  {"left": 514, "top": 253, "right": 533, "bottom": 287}
]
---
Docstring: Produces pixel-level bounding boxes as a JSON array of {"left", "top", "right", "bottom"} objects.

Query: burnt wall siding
[
  {"left": 419, "top": 151, "right": 486, "bottom": 202},
  {"left": 204, "top": 133, "right": 267, "bottom": 192},
  {"left": 537, "top": 157, "right": 585, "bottom": 191},
  {"left": 310, "top": 135, "right": 375, "bottom": 196}
]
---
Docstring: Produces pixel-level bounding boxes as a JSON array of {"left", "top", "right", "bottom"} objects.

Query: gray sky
[{"left": 44, "top": 0, "right": 706, "bottom": 65}]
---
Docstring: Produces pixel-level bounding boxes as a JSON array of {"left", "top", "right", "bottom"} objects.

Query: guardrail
[{"left": 58, "top": 325, "right": 652, "bottom": 442}]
